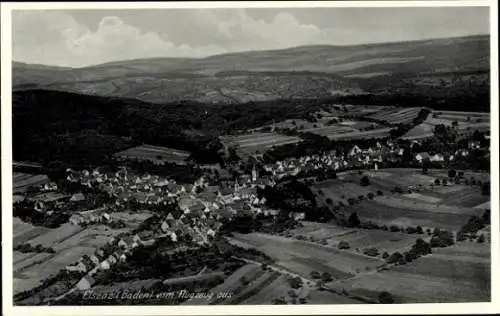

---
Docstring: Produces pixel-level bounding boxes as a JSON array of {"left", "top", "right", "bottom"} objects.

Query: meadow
[
  {"left": 114, "top": 144, "right": 191, "bottom": 165},
  {"left": 228, "top": 233, "right": 384, "bottom": 278},
  {"left": 315, "top": 169, "right": 488, "bottom": 231},
  {"left": 220, "top": 132, "right": 301, "bottom": 158},
  {"left": 13, "top": 222, "right": 128, "bottom": 295},
  {"left": 288, "top": 222, "right": 424, "bottom": 255},
  {"left": 334, "top": 242, "right": 490, "bottom": 303},
  {"left": 403, "top": 110, "right": 490, "bottom": 140},
  {"left": 13, "top": 173, "right": 50, "bottom": 193}
]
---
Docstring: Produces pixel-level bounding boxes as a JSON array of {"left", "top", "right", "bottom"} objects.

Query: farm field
[
  {"left": 220, "top": 132, "right": 301, "bottom": 158},
  {"left": 366, "top": 107, "right": 423, "bottom": 125},
  {"left": 403, "top": 112, "right": 490, "bottom": 140},
  {"left": 317, "top": 169, "right": 488, "bottom": 231},
  {"left": 240, "top": 273, "right": 361, "bottom": 305},
  {"left": 288, "top": 222, "right": 423, "bottom": 255},
  {"left": 342, "top": 198, "right": 481, "bottom": 232},
  {"left": 13, "top": 223, "right": 126, "bottom": 295},
  {"left": 228, "top": 232, "right": 384, "bottom": 279},
  {"left": 313, "top": 179, "right": 375, "bottom": 204},
  {"left": 183, "top": 263, "right": 262, "bottom": 305},
  {"left": 334, "top": 242, "right": 490, "bottom": 303},
  {"left": 114, "top": 144, "right": 191, "bottom": 165},
  {"left": 13, "top": 173, "right": 50, "bottom": 193},
  {"left": 13, "top": 217, "right": 51, "bottom": 246},
  {"left": 321, "top": 128, "right": 391, "bottom": 140}
]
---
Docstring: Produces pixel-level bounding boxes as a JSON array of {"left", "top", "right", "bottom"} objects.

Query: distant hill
[{"left": 12, "top": 35, "right": 489, "bottom": 104}]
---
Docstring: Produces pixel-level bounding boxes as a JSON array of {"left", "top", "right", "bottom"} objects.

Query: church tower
[{"left": 252, "top": 165, "right": 258, "bottom": 182}]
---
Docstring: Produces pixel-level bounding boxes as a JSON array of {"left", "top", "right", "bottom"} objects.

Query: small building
[
  {"left": 100, "top": 260, "right": 111, "bottom": 270},
  {"left": 415, "top": 152, "right": 430, "bottom": 163},
  {"left": 69, "top": 193, "right": 85, "bottom": 202},
  {"left": 76, "top": 276, "right": 95, "bottom": 291}
]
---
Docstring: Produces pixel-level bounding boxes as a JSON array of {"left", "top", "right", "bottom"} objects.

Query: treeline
[
  {"left": 12, "top": 90, "right": 329, "bottom": 168},
  {"left": 326, "top": 92, "right": 490, "bottom": 112}
]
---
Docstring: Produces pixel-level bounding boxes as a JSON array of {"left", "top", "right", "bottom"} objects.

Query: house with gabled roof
[{"left": 76, "top": 275, "right": 95, "bottom": 291}]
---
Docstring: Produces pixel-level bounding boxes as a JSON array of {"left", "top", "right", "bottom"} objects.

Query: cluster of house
[
  {"left": 260, "top": 138, "right": 489, "bottom": 179},
  {"left": 263, "top": 142, "right": 394, "bottom": 178},
  {"left": 69, "top": 232, "right": 154, "bottom": 291},
  {"left": 68, "top": 207, "right": 112, "bottom": 226}
]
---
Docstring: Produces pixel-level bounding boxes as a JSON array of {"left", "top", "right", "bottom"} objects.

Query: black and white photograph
[{"left": 1, "top": 1, "right": 498, "bottom": 314}]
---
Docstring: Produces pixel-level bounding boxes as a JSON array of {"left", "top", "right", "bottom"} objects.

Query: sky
[{"left": 12, "top": 7, "right": 489, "bottom": 68}]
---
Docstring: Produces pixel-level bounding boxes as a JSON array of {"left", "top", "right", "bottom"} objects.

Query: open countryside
[{"left": 10, "top": 7, "right": 492, "bottom": 307}]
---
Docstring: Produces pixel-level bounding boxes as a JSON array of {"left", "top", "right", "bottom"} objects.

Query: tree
[
  {"left": 347, "top": 212, "right": 361, "bottom": 227},
  {"left": 377, "top": 190, "right": 383, "bottom": 196},
  {"left": 367, "top": 192, "right": 375, "bottom": 200},
  {"left": 378, "top": 291, "right": 394, "bottom": 304},
  {"left": 325, "top": 198, "right": 333, "bottom": 205},
  {"left": 289, "top": 276, "right": 302, "bottom": 289},
  {"left": 456, "top": 230, "right": 466, "bottom": 242},
  {"left": 477, "top": 234, "right": 486, "bottom": 243},
  {"left": 311, "top": 271, "right": 321, "bottom": 281},
  {"left": 338, "top": 241, "right": 350, "bottom": 250},
  {"left": 434, "top": 179, "right": 441, "bottom": 185},
  {"left": 481, "top": 182, "right": 490, "bottom": 196},
  {"left": 382, "top": 252, "right": 389, "bottom": 259},
  {"left": 321, "top": 272, "right": 333, "bottom": 282},
  {"left": 416, "top": 226, "right": 424, "bottom": 234},
  {"left": 239, "top": 276, "right": 249, "bottom": 285},
  {"left": 360, "top": 175, "right": 370, "bottom": 186},
  {"left": 387, "top": 252, "right": 406, "bottom": 265},
  {"left": 389, "top": 225, "right": 400, "bottom": 232},
  {"left": 448, "top": 169, "right": 457, "bottom": 178}
]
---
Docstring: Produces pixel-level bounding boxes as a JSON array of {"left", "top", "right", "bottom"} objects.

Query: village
[{"left": 12, "top": 121, "right": 491, "bottom": 305}]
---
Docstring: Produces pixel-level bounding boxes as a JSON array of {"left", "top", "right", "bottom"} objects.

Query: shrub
[
  {"left": 382, "top": 252, "right": 389, "bottom": 259},
  {"left": 390, "top": 225, "right": 400, "bottom": 232},
  {"left": 347, "top": 198, "right": 356, "bottom": 205},
  {"left": 416, "top": 226, "right": 424, "bottom": 234},
  {"left": 347, "top": 213, "right": 361, "bottom": 227},
  {"left": 367, "top": 192, "right": 375, "bottom": 200},
  {"left": 363, "top": 248, "right": 379, "bottom": 257},
  {"left": 435, "top": 179, "right": 441, "bottom": 185},
  {"left": 406, "top": 227, "right": 418, "bottom": 234},
  {"left": 393, "top": 186, "right": 403, "bottom": 193},
  {"left": 360, "top": 176, "right": 370, "bottom": 186},
  {"left": 377, "top": 190, "right": 383, "bottom": 196},
  {"left": 325, "top": 198, "right": 333, "bottom": 205},
  {"left": 378, "top": 291, "right": 395, "bottom": 304}
]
